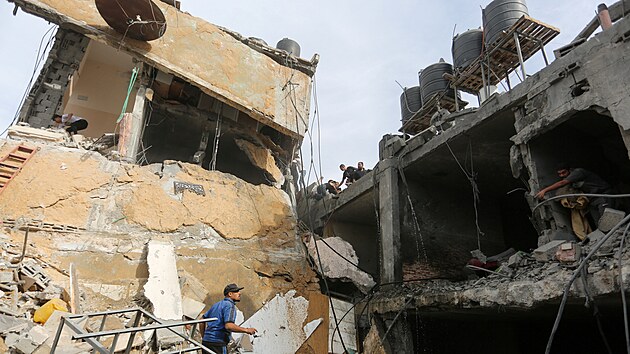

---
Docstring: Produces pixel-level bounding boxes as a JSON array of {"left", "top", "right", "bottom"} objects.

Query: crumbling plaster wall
[
  {"left": 0, "top": 140, "right": 320, "bottom": 316},
  {"left": 11, "top": 0, "right": 313, "bottom": 138},
  {"left": 509, "top": 17, "right": 630, "bottom": 196}
]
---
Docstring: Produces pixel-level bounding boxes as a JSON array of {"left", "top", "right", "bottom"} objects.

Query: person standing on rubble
[
  {"left": 51, "top": 113, "right": 89, "bottom": 134},
  {"left": 534, "top": 162, "right": 614, "bottom": 224},
  {"left": 199, "top": 283, "right": 257, "bottom": 354}
]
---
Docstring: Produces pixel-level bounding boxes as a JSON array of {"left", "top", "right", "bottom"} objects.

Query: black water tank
[
  {"left": 419, "top": 59, "right": 455, "bottom": 103},
  {"left": 400, "top": 86, "right": 422, "bottom": 123},
  {"left": 452, "top": 29, "right": 484, "bottom": 70},
  {"left": 276, "top": 38, "right": 301, "bottom": 57},
  {"left": 483, "top": 0, "right": 529, "bottom": 47}
]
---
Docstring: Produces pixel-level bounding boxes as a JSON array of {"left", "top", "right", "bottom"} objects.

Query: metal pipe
[
  {"left": 123, "top": 311, "right": 143, "bottom": 354},
  {"left": 72, "top": 318, "right": 218, "bottom": 340},
  {"left": 50, "top": 316, "right": 66, "bottom": 354},
  {"left": 598, "top": 3, "right": 614, "bottom": 30},
  {"left": 514, "top": 32, "right": 527, "bottom": 79}
]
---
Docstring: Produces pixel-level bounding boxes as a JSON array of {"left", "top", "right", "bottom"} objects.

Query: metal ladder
[{"left": 0, "top": 145, "right": 37, "bottom": 195}]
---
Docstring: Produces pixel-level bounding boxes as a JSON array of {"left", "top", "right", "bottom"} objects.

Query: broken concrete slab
[
  {"left": 533, "top": 240, "right": 566, "bottom": 262},
  {"left": 598, "top": 208, "right": 626, "bottom": 232},
  {"left": 235, "top": 138, "right": 285, "bottom": 187},
  {"left": 307, "top": 236, "right": 376, "bottom": 293},
  {"left": 144, "top": 240, "right": 183, "bottom": 320},
  {"left": 0, "top": 313, "right": 29, "bottom": 334},
  {"left": 235, "top": 290, "right": 318, "bottom": 354},
  {"left": 182, "top": 297, "right": 206, "bottom": 319}
]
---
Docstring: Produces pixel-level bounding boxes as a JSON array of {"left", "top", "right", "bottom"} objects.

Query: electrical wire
[
  {"left": 619, "top": 222, "right": 630, "bottom": 354},
  {"left": 533, "top": 193, "right": 630, "bottom": 212},
  {"left": 282, "top": 57, "right": 349, "bottom": 353},
  {"left": 2, "top": 25, "right": 57, "bottom": 136},
  {"left": 545, "top": 213, "right": 630, "bottom": 353}
]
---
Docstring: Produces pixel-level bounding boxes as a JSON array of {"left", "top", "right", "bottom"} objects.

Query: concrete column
[
  {"left": 378, "top": 158, "right": 402, "bottom": 284},
  {"left": 125, "top": 86, "right": 147, "bottom": 163}
]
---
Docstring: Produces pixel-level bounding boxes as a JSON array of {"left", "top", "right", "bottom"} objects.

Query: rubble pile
[{"left": 372, "top": 228, "right": 630, "bottom": 311}]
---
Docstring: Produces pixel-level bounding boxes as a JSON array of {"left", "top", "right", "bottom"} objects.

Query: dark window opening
[
  {"left": 401, "top": 113, "right": 537, "bottom": 280},
  {"left": 531, "top": 110, "right": 630, "bottom": 230},
  {"left": 403, "top": 298, "right": 626, "bottom": 353}
]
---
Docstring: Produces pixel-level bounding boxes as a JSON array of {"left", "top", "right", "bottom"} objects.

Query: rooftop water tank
[
  {"left": 400, "top": 86, "right": 422, "bottom": 123},
  {"left": 276, "top": 38, "right": 301, "bottom": 57},
  {"left": 483, "top": 0, "right": 529, "bottom": 47},
  {"left": 452, "top": 29, "right": 484, "bottom": 70},
  {"left": 419, "top": 59, "right": 456, "bottom": 103}
]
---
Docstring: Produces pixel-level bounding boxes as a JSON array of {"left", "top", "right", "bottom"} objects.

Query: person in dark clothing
[
  {"left": 535, "top": 162, "right": 613, "bottom": 224},
  {"left": 354, "top": 161, "right": 367, "bottom": 180},
  {"left": 326, "top": 180, "right": 341, "bottom": 195},
  {"left": 339, "top": 164, "right": 357, "bottom": 187},
  {"left": 199, "top": 284, "right": 257, "bottom": 354},
  {"left": 314, "top": 178, "right": 340, "bottom": 199}
]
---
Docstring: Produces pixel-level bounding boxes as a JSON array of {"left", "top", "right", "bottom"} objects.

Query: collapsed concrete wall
[{"left": 0, "top": 139, "right": 320, "bottom": 319}]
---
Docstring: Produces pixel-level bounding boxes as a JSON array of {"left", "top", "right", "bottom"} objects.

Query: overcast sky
[{"left": 0, "top": 0, "right": 598, "bottom": 185}]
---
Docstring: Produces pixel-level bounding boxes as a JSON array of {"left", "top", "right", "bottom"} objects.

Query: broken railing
[{"left": 50, "top": 307, "right": 217, "bottom": 354}]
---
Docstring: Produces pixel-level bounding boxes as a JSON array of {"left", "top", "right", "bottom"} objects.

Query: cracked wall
[{"left": 0, "top": 139, "right": 320, "bottom": 319}]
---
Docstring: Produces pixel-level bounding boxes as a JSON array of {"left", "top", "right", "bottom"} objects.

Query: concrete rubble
[
  {"left": 306, "top": 235, "right": 376, "bottom": 294},
  {"left": 0, "top": 140, "right": 324, "bottom": 353}
]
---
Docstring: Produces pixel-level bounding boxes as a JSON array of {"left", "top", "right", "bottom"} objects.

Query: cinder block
[
  {"left": 533, "top": 240, "right": 565, "bottom": 262},
  {"left": 598, "top": 208, "right": 626, "bottom": 232}
]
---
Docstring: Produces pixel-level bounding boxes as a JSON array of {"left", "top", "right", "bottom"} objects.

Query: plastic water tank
[
  {"left": 276, "top": 38, "right": 301, "bottom": 57},
  {"left": 483, "top": 0, "right": 529, "bottom": 47},
  {"left": 400, "top": 86, "right": 422, "bottom": 123},
  {"left": 419, "top": 59, "right": 456, "bottom": 103},
  {"left": 452, "top": 29, "right": 484, "bottom": 70}
]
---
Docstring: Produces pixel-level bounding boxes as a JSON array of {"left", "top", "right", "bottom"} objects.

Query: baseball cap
[{"left": 223, "top": 283, "right": 244, "bottom": 296}]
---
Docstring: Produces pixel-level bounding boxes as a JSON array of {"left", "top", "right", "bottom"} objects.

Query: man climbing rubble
[
  {"left": 339, "top": 164, "right": 358, "bottom": 187},
  {"left": 199, "top": 283, "right": 257, "bottom": 354},
  {"left": 535, "top": 162, "right": 613, "bottom": 225}
]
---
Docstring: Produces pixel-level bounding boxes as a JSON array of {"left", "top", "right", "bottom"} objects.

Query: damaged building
[
  {"left": 0, "top": 0, "right": 346, "bottom": 353},
  {"left": 299, "top": 1, "right": 630, "bottom": 353},
  {"left": 4, "top": 0, "right": 630, "bottom": 353}
]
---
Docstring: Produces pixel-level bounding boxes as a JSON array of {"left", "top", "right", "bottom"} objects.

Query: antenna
[{"left": 95, "top": 0, "right": 167, "bottom": 41}]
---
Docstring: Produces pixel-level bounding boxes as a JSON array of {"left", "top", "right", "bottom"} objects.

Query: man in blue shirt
[{"left": 199, "top": 283, "right": 257, "bottom": 354}]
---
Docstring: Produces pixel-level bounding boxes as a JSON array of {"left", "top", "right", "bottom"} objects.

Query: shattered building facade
[
  {"left": 300, "top": 2, "right": 630, "bottom": 353},
  {"left": 0, "top": 0, "right": 340, "bottom": 353}
]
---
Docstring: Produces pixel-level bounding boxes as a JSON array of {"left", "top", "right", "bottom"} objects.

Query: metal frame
[
  {"left": 50, "top": 308, "right": 218, "bottom": 354},
  {"left": 477, "top": 27, "right": 551, "bottom": 100}
]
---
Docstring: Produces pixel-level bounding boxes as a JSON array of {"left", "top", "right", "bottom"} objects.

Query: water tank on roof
[
  {"left": 276, "top": 38, "right": 301, "bottom": 57},
  {"left": 483, "top": 0, "right": 529, "bottom": 47},
  {"left": 419, "top": 59, "right": 456, "bottom": 103},
  {"left": 452, "top": 29, "right": 484, "bottom": 70},
  {"left": 400, "top": 86, "right": 422, "bottom": 123}
]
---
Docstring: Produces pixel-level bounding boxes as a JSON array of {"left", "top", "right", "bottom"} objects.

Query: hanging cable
[
  {"left": 209, "top": 103, "right": 223, "bottom": 171},
  {"left": 546, "top": 213, "right": 630, "bottom": 353},
  {"left": 619, "top": 222, "right": 630, "bottom": 354},
  {"left": 117, "top": 66, "right": 139, "bottom": 123}
]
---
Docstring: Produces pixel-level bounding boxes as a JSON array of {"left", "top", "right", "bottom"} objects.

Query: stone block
[
  {"left": 182, "top": 297, "right": 205, "bottom": 319},
  {"left": 547, "top": 230, "right": 577, "bottom": 242},
  {"left": 533, "top": 240, "right": 565, "bottom": 262},
  {"left": 598, "top": 208, "right": 626, "bottom": 232},
  {"left": 507, "top": 252, "right": 524, "bottom": 268},
  {"left": 555, "top": 242, "right": 581, "bottom": 263},
  {"left": 27, "top": 326, "right": 49, "bottom": 346}
]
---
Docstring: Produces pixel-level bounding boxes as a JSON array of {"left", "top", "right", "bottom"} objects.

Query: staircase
[{"left": 0, "top": 145, "right": 37, "bottom": 195}]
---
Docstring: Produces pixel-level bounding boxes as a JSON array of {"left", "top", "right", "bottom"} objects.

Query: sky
[{"left": 0, "top": 0, "right": 598, "bottom": 186}]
